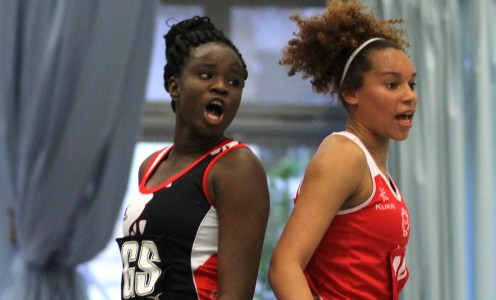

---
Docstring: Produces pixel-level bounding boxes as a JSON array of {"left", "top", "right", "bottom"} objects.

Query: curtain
[
  {"left": 369, "top": 0, "right": 496, "bottom": 299},
  {"left": 468, "top": 0, "right": 496, "bottom": 298},
  {"left": 0, "top": 1, "right": 155, "bottom": 299}
]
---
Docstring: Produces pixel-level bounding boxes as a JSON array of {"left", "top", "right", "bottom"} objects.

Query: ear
[
  {"left": 168, "top": 76, "right": 180, "bottom": 99},
  {"left": 341, "top": 87, "right": 359, "bottom": 106},
  {"left": 168, "top": 76, "right": 180, "bottom": 107}
]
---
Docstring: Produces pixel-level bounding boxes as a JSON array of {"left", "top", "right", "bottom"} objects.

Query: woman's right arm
[{"left": 268, "top": 136, "right": 368, "bottom": 299}]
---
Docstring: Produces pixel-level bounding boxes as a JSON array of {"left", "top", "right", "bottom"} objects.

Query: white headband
[{"left": 340, "top": 38, "right": 384, "bottom": 84}]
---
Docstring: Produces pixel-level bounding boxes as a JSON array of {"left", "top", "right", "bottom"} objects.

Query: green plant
[{"left": 254, "top": 146, "right": 314, "bottom": 299}]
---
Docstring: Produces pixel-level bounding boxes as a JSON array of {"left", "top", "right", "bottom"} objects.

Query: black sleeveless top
[{"left": 116, "top": 139, "right": 247, "bottom": 299}]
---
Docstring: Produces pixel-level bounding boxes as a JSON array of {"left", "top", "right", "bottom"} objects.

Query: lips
[
  {"left": 395, "top": 111, "right": 414, "bottom": 126},
  {"left": 205, "top": 98, "right": 225, "bottom": 123},
  {"left": 395, "top": 112, "right": 413, "bottom": 120}
]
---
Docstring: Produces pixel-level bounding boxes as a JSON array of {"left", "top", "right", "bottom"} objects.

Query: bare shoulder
[
  {"left": 300, "top": 134, "right": 369, "bottom": 203},
  {"left": 138, "top": 151, "right": 160, "bottom": 182},
  {"left": 312, "top": 134, "right": 367, "bottom": 171},
  {"left": 213, "top": 146, "right": 265, "bottom": 177},
  {"left": 208, "top": 145, "right": 269, "bottom": 207},
  {"left": 301, "top": 135, "right": 370, "bottom": 210}
]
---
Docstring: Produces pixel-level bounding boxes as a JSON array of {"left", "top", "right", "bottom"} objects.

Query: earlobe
[
  {"left": 341, "top": 88, "right": 359, "bottom": 106},
  {"left": 168, "top": 77, "right": 180, "bottom": 112}
]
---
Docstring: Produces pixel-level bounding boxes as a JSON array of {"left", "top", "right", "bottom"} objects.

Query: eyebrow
[
  {"left": 197, "top": 64, "right": 245, "bottom": 78},
  {"left": 195, "top": 62, "right": 216, "bottom": 69},
  {"left": 381, "top": 71, "right": 417, "bottom": 78}
]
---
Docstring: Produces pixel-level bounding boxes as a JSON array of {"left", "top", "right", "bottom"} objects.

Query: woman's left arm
[{"left": 209, "top": 147, "right": 270, "bottom": 300}]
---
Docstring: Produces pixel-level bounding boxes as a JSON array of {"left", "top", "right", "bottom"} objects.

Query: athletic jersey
[
  {"left": 298, "top": 131, "right": 410, "bottom": 300},
  {"left": 116, "top": 139, "right": 247, "bottom": 300}
]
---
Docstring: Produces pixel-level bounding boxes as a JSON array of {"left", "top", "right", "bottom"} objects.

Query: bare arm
[
  {"left": 268, "top": 136, "right": 370, "bottom": 299},
  {"left": 209, "top": 147, "right": 270, "bottom": 300}
]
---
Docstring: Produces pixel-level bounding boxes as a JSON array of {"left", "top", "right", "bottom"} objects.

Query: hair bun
[{"left": 165, "top": 16, "right": 216, "bottom": 47}]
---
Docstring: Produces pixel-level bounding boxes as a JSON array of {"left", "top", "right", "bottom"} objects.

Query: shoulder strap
[
  {"left": 331, "top": 131, "right": 381, "bottom": 177},
  {"left": 202, "top": 140, "right": 249, "bottom": 206},
  {"left": 143, "top": 145, "right": 172, "bottom": 179}
]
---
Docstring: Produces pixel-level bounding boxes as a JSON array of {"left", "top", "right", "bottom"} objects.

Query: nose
[
  {"left": 402, "top": 84, "right": 418, "bottom": 106},
  {"left": 210, "top": 78, "right": 228, "bottom": 94}
]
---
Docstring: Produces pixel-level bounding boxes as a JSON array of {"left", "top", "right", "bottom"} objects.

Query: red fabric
[
  {"left": 193, "top": 255, "right": 219, "bottom": 300},
  {"left": 302, "top": 174, "right": 410, "bottom": 300}
]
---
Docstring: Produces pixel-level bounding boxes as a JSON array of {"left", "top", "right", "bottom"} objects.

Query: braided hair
[
  {"left": 280, "top": 0, "right": 410, "bottom": 104},
  {"left": 163, "top": 16, "right": 248, "bottom": 111}
]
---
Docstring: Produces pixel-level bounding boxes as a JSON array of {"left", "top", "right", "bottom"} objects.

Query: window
[
  {"left": 230, "top": 6, "right": 328, "bottom": 105},
  {"left": 146, "top": 5, "right": 204, "bottom": 101}
]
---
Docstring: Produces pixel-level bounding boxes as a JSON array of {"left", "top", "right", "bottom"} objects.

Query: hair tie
[{"left": 340, "top": 38, "right": 384, "bottom": 84}]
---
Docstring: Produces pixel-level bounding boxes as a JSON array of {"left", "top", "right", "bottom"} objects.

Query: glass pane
[
  {"left": 231, "top": 6, "right": 330, "bottom": 106},
  {"left": 146, "top": 5, "right": 334, "bottom": 107},
  {"left": 145, "top": 5, "right": 204, "bottom": 101},
  {"left": 255, "top": 144, "right": 315, "bottom": 299}
]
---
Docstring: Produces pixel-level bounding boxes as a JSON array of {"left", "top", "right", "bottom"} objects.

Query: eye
[
  {"left": 228, "top": 79, "right": 241, "bottom": 87},
  {"left": 199, "top": 72, "right": 212, "bottom": 80},
  {"left": 386, "top": 82, "right": 398, "bottom": 89},
  {"left": 409, "top": 82, "right": 417, "bottom": 91}
]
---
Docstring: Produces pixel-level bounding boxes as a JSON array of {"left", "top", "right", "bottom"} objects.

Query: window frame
[{"left": 141, "top": 102, "right": 347, "bottom": 146}]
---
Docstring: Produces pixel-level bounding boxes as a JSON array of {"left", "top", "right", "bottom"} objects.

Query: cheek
[
  {"left": 365, "top": 99, "right": 394, "bottom": 120},
  {"left": 179, "top": 86, "right": 202, "bottom": 104},
  {"left": 231, "top": 95, "right": 242, "bottom": 112},
  {"left": 228, "top": 88, "right": 242, "bottom": 104},
  {"left": 371, "top": 91, "right": 395, "bottom": 108}
]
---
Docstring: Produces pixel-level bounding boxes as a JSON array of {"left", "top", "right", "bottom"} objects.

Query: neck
[
  {"left": 345, "top": 125, "right": 390, "bottom": 171},
  {"left": 172, "top": 133, "right": 227, "bottom": 157}
]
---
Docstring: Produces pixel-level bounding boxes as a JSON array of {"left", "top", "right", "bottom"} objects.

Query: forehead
[
  {"left": 368, "top": 48, "right": 416, "bottom": 77},
  {"left": 187, "top": 42, "right": 243, "bottom": 68}
]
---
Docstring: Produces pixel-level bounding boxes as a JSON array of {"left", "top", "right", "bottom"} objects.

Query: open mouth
[
  {"left": 205, "top": 98, "right": 224, "bottom": 120},
  {"left": 395, "top": 112, "right": 414, "bottom": 123}
]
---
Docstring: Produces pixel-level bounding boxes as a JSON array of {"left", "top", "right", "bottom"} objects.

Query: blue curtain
[
  {"left": 369, "top": 0, "right": 496, "bottom": 299},
  {"left": 0, "top": 1, "right": 155, "bottom": 299}
]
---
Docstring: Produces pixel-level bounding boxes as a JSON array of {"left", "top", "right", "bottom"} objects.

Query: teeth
[
  {"left": 396, "top": 113, "right": 413, "bottom": 121},
  {"left": 206, "top": 99, "right": 224, "bottom": 117}
]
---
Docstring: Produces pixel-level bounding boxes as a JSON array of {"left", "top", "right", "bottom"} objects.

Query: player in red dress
[{"left": 269, "top": 1, "right": 417, "bottom": 299}]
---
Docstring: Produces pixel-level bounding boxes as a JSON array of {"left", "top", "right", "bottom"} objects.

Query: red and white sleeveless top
[{"left": 299, "top": 131, "right": 410, "bottom": 300}]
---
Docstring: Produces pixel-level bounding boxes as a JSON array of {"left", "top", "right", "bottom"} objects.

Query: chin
[{"left": 393, "top": 133, "right": 410, "bottom": 141}]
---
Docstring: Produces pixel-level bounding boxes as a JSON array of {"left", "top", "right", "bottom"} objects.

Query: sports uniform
[
  {"left": 298, "top": 131, "right": 410, "bottom": 300},
  {"left": 116, "top": 139, "right": 247, "bottom": 300}
]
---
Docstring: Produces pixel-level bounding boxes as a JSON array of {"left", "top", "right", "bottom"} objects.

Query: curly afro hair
[{"left": 280, "top": 0, "right": 411, "bottom": 102}]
